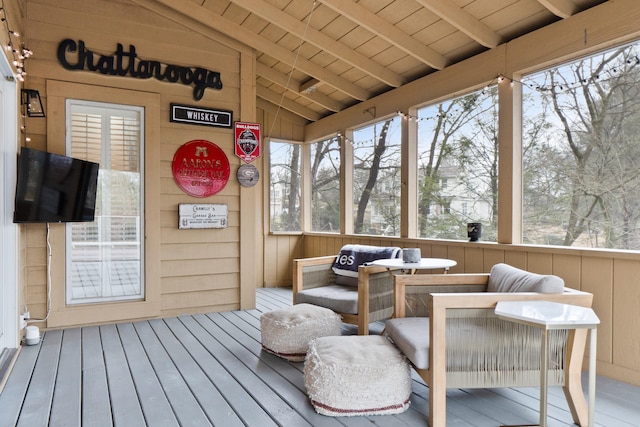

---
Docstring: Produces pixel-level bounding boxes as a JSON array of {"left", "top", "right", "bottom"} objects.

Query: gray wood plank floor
[{"left": 0, "top": 287, "right": 639, "bottom": 427}]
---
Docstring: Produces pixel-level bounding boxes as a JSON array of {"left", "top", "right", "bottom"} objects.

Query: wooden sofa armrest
[
  {"left": 428, "top": 288, "right": 594, "bottom": 426},
  {"left": 292, "top": 255, "right": 337, "bottom": 303},
  {"left": 355, "top": 264, "right": 399, "bottom": 332},
  {"left": 429, "top": 288, "right": 593, "bottom": 311}
]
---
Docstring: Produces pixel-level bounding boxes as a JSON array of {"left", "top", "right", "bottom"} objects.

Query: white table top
[
  {"left": 495, "top": 300, "right": 600, "bottom": 329},
  {"left": 370, "top": 257, "right": 457, "bottom": 270}
]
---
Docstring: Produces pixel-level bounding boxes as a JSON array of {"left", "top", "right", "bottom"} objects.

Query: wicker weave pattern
[{"left": 445, "top": 312, "right": 568, "bottom": 388}]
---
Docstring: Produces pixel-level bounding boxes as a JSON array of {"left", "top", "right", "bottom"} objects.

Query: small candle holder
[
  {"left": 402, "top": 248, "right": 421, "bottom": 263},
  {"left": 467, "top": 223, "right": 482, "bottom": 242}
]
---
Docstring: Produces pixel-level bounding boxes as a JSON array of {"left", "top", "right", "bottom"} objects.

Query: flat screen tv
[{"left": 13, "top": 147, "right": 99, "bottom": 223}]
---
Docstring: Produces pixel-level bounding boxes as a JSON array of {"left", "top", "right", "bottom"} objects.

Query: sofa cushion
[
  {"left": 384, "top": 317, "right": 430, "bottom": 369},
  {"left": 332, "top": 244, "right": 401, "bottom": 286},
  {"left": 296, "top": 285, "right": 358, "bottom": 314},
  {"left": 487, "top": 263, "right": 564, "bottom": 293}
]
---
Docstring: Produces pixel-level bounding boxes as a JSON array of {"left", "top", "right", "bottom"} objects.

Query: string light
[
  {"left": 395, "top": 111, "right": 419, "bottom": 123},
  {"left": 496, "top": 55, "right": 640, "bottom": 92},
  {"left": 335, "top": 52, "right": 640, "bottom": 145},
  {"left": 1, "top": 1, "right": 32, "bottom": 81}
]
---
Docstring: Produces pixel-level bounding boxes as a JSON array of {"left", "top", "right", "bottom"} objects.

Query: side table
[{"left": 495, "top": 300, "right": 600, "bottom": 427}]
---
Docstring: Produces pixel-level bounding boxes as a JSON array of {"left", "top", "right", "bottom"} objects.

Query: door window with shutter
[{"left": 65, "top": 100, "right": 144, "bottom": 304}]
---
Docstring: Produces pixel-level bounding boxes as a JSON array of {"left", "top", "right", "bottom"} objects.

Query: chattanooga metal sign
[{"left": 57, "top": 39, "right": 222, "bottom": 100}]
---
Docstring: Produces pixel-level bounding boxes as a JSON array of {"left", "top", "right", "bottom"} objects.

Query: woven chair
[
  {"left": 292, "top": 247, "right": 399, "bottom": 335},
  {"left": 385, "top": 264, "right": 594, "bottom": 427}
]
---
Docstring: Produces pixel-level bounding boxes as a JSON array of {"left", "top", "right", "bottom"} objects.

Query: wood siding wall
[{"left": 20, "top": 0, "right": 257, "bottom": 327}]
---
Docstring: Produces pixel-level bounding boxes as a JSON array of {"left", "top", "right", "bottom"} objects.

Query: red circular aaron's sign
[{"left": 172, "top": 139, "right": 230, "bottom": 197}]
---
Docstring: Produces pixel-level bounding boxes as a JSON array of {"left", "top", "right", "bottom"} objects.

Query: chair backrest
[
  {"left": 332, "top": 244, "right": 401, "bottom": 286},
  {"left": 487, "top": 263, "right": 565, "bottom": 293}
]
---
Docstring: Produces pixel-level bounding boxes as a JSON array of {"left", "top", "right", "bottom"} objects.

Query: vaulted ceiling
[{"left": 142, "top": 0, "right": 609, "bottom": 123}]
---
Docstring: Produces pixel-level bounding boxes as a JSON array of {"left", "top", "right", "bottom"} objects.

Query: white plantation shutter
[{"left": 66, "top": 101, "right": 144, "bottom": 304}]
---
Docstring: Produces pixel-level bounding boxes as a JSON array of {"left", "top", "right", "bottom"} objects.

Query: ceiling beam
[
  {"left": 228, "top": 0, "right": 405, "bottom": 87},
  {"left": 134, "top": 0, "right": 371, "bottom": 101},
  {"left": 318, "top": 0, "right": 450, "bottom": 70},
  {"left": 257, "top": 85, "right": 323, "bottom": 121},
  {"left": 414, "top": 0, "right": 502, "bottom": 48},
  {"left": 256, "top": 62, "right": 302, "bottom": 92},
  {"left": 536, "top": 0, "right": 578, "bottom": 18},
  {"left": 257, "top": 98, "right": 310, "bottom": 126},
  {"left": 256, "top": 63, "right": 343, "bottom": 112}
]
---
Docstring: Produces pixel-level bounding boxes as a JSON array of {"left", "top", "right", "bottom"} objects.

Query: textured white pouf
[
  {"left": 261, "top": 303, "right": 342, "bottom": 362},
  {"left": 304, "top": 335, "right": 411, "bottom": 416}
]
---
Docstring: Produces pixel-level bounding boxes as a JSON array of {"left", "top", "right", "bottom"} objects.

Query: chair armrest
[
  {"left": 356, "top": 264, "right": 398, "bottom": 332},
  {"left": 294, "top": 255, "right": 338, "bottom": 268},
  {"left": 429, "top": 288, "right": 593, "bottom": 311},
  {"left": 292, "top": 256, "right": 337, "bottom": 302},
  {"left": 357, "top": 264, "right": 396, "bottom": 308}
]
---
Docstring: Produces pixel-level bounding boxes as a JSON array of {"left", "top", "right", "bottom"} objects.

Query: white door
[{"left": 0, "top": 56, "right": 19, "bottom": 350}]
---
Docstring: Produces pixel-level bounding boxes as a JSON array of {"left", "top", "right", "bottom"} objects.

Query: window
[
  {"left": 310, "top": 137, "right": 340, "bottom": 232},
  {"left": 522, "top": 41, "right": 640, "bottom": 249},
  {"left": 416, "top": 86, "right": 498, "bottom": 241},
  {"left": 269, "top": 140, "right": 301, "bottom": 232},
  {"left": 66, "top": 100, "right": 144, "bottom": 304},
  {"left": 352, "top": 117, "right": 401, "bottom": 236}
]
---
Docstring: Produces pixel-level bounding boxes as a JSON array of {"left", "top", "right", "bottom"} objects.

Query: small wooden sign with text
[
  {"left": 179, "top": 204, "right": 228, "bottom": 229},
  {"left": 170, "top": 103, "right": 233, "bottom": 128}
]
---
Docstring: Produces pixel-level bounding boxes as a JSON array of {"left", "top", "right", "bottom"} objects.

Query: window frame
[
  {"left": 267, "top": 137, "right": 304, "bottom": 234},
  {"left": 64, "top": 99, "right": 145, "bottom": 305}
]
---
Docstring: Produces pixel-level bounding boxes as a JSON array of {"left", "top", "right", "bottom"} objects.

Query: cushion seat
[
  {"left": 385, "top": 317, "right": 430, "bottom": 369},
  {"left": 261, "top": 303, "right": 342, "bottom": 362},
  {"left": 385, "top": 315, "right": 567, "bottom": 379},
  {"left": 296, "top": 285, "right": 358, "bottom": 314},
  {"left": 304, "top": 335, "right": 411, "bottom": 416}
]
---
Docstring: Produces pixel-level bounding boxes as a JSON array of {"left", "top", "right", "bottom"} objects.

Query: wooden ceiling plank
[
  {"left": 299, "top": 78, "right": 323, "bottom": 93},
  {"left": 536, "top": 0, "right": 578, "bottom": 18},
  {"left": 318, "top": 0, "right": 450, "bottom": 69},
  {"left": 302, "top": 91, "right": 344, "bottom": 112},
  {"left": 135, "top": 0, "right": 371, "bottom": 100},
  {"left": 257, "top": 64, "right": 343, "bottom": 111},
  {"left": 256, "top": 62, "right": 302, "bottom": 91},
  {"left": 228, "top": 0, "right": 405, "bottom": 87},
  {"left": 257, "top": 85, "right": 323, "bottom": 121},
  {"left": 414, "top": 0, "right": 503, "bottom": 48},
  {"left": 256, "top": 98, "right": 311, "bottom": 126}
]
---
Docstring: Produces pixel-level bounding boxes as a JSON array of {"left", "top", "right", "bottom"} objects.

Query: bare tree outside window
[
  {"left": 522, "top": 42, "right": 640, "bottom": 249},
  {"left": 416, "top": 86, "right": 498, "bottom": 241},
  {"left": 352, "top": 118, "right": 401, "bottom": 236},
  {"left": 269, "top": 140, "right": 301, "bottom": 232},
  {"left": 310, "top": 137, "right": 340, "bottom": 232}
]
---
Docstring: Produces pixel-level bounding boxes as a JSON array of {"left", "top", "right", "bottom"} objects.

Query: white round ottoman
[
  {"left": 261, "top": 303, "right": 342, "bottom": 362},
  {"left": 304, "top": 335, "right": 411, "bottom": 417}
]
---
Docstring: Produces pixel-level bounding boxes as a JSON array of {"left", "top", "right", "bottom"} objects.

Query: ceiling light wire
[{"left": 266, "top": 0, "right": 317, "bottom": 140}]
